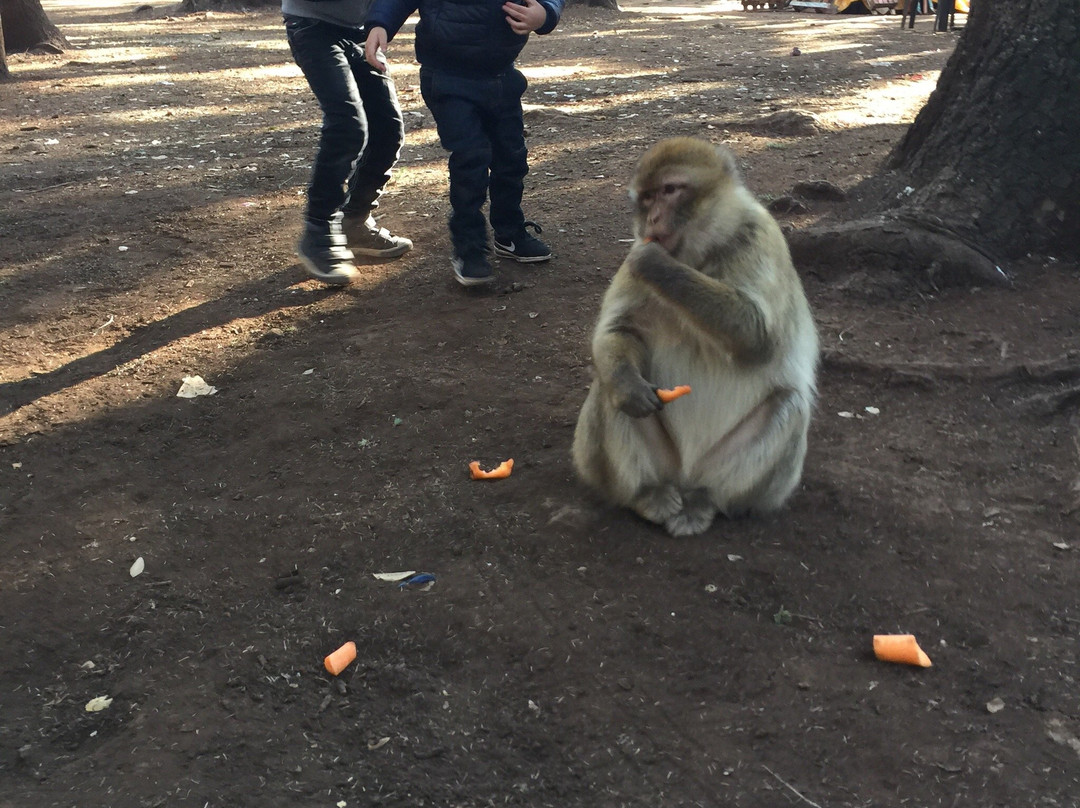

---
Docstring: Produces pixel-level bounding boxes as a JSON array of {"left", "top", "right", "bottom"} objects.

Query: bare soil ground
[{"left": 2, "top": 1, "right": 1079, "bottom": 806}]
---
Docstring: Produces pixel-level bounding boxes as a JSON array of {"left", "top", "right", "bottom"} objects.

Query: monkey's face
[
  {"left": 634, "top": 173, "right": 694, "bottom": 252},
  {"left": 630, "top": 139, "right": 737, "bottom": 255}
]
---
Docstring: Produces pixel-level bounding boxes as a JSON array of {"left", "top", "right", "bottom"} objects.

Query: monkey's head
[{"left": 629, "top": 138, "right": 740, "bottom": 254}]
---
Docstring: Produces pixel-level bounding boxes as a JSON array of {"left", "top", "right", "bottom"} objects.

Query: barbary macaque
[{"left": 572, "top": 138, "right": 818, "bottom": 536}]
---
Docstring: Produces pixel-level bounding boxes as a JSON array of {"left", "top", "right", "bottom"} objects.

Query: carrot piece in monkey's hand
[
  {"left": 873, "top": 634, "right": 932, "bottom": 668},
  {"left": 469, "top": 459, "right": 514, "bottom": 480},
  {"left": 656, "top": 385, "right": 692, "bottom": 403}
]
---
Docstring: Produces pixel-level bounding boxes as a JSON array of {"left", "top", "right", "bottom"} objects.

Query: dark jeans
[
  {"left": 285, "top": 15, "right": 405, "bottom": 224},
  {"left": 420, "top": 67, "right": 529, "bottom": 257}
]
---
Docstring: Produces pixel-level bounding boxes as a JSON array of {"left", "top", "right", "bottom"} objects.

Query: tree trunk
[
  {"left": 0, "top": 14, "right": 10, "bottom": 81},
  {"left": 791, "top": 0, "right": 1079, "bottom": 283},
  {"left": 0, "top": 0, "right": 70, "bottom": 53},
  {"left": 888, "top": 0, "right": 1079, "bottom": 260}
]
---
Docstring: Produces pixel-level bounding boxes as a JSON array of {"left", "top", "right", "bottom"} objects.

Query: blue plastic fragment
[{"left": 399, "top": 573, "right": 436, "bottom": 588}]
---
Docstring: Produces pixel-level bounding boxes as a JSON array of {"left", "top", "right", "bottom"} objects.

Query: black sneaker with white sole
[
  {"left": 296, "top": 216, "right": 358, "bottom": 286},
  {"left": 494, "top": 220, "right": 551, "bottom": 263},
  {"left": 341, "top": 213, "right": 413, "bottom": 258},
  {"left": 452, "top": 253, "right": 496, "bottom": 287}
]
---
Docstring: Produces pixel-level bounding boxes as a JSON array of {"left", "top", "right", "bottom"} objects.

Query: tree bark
[
  {"left": 0, "top": 0, "right": 70, "bottom": 53},
  {"left": 885, "top": 0, "right": 1079, "bottom": 260},
  {"left": 0, "top": 14, "right": 10, "bottom": 81},
  {"left": 791, "top": 0, "right": 1079, "bottom": 279}
]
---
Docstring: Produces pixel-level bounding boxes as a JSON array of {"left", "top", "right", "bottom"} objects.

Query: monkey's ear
[{"left": 713, "top": 144, "right": 741, "bottom": 182}]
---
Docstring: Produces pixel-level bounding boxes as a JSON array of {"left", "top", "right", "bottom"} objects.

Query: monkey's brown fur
[{"left": 572, "top": 138, "right": 819, "bottom": 536}]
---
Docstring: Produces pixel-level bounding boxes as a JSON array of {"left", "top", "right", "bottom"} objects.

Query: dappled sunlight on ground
[{"left": 4, "top": 0, "right": 957, "bottom": 387}]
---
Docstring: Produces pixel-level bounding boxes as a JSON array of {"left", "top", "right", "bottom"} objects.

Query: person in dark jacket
[
  {"left": 282, "top": 0, "right": 413, "bottom": 286},
  {"left": 364, "top": 0, "right": 564, "bottom": 287}
]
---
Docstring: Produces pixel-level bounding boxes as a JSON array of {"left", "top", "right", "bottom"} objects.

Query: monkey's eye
[{"left": 661, "top": 183, "right": 686, "bottom": 197}]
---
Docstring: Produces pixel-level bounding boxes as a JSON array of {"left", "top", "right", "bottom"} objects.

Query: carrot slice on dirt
[
  {"left": 324, "top": 641, "right": 357, "bottom": 676},
  {"left": 469, "top": 459, "right": 514, "bottom": 480},
  {"left": 656, "top": 385, "right": 692, "bottom": 403},
  {"left": 873, "top": 634, "right": 932, "bottom": 667}
]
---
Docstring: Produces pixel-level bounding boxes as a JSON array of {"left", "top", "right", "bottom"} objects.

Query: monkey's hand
[
  {"left": 624, "top": 239, "right": 684, "bottom": 290},
  {"left": 626, "top": 237, "right": 662, "bottom": 259},
  {"left": 624, "top": 239, "right": 673, "bottom": 280},
  {"left": 622, "top": 238, "right": 772, "bottom": 365},
  {"left": 610, "top": 363, "right": 663, "bottom": 418}
]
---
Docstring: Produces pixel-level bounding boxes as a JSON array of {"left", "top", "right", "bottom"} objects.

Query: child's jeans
[
  {"left": 420, "top": 66, "right": 530, "bottom": 257},
  {"left": 285, "top": 15, "right": 405, "bottom": 223}
]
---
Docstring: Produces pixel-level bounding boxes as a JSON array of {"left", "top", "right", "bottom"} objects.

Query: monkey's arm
[
  {"left": 591, "top": 274, "right": 664, "bottom": 418},
  {"left": 627, "top": 241, "right": 772, "bottom": 365}
]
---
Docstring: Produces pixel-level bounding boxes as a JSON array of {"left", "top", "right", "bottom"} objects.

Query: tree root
[
  {"left": 823, "top": 352, "right": 1080, "bottom": 416},
  {"left": 788, "top": 215, "right": 1012, "bottom": 292},
  {"left": 823, "top": 351, "right": 1080, "bottom": 386},
  {"left": 1018, "top": 384, "right": 1080, "bottom": 416},
  {"left": 1070, "top": 419, "right": 1080, "bottom": 517},
  {"left": 28, "top": 42, "right": 65, "bottom": 55}
]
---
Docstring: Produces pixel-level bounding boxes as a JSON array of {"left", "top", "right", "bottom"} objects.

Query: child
[
  {"left": 364, "top": 0, "right": 565, "bottom": 287},
  {"left": 283, "top": 0, "right": 413, "bottom": 286}
]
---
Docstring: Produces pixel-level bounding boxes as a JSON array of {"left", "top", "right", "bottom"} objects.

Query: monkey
[{"left": 572, "top": 137, "right": 819, "bottom": 537}]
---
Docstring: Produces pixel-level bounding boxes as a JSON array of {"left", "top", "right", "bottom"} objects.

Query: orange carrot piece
[
  {"left": 469, "top": 458, "right": 514, "bottom": 480},
  {"left": 873, "top": 634, "right": 932, "bottom": 668},
  {"left": 656, "top": 385, "right": 692, "bottom": 403},
  {"left": 324, "top": 641, "right": 357, "bottom": 676}
]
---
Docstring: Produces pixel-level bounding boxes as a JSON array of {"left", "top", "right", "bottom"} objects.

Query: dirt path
[{"left": 2, "top": 2, "right": 1079, "bottom": 806}]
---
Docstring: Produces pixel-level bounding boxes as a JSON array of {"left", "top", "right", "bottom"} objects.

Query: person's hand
[
  {"left": 503, "top": 0, "right": 547, "bottom": 35},
  {"left": 364, "top": 27, "right": 390, "bottom": 72}
]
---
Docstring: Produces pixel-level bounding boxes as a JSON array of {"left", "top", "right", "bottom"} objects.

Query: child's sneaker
[
  {"left": 452, "top": 253, "right": 496, "bottom": 287},
  {"left": 341, "top": 213, "right": 413, "bottom": 258},
  {"left": 297, "top": 217, "right": 358, "bottom": 286},
  {"left": 494, "top": 220, "right": 551, "bottom": 263}
]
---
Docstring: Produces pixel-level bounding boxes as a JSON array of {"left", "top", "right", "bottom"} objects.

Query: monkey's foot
[
  {"left": 664, "top": 488, "right": 717, "bottom": 537},
  {"left": 631, "top": 484, "right": 684, "bottom": 526}
]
